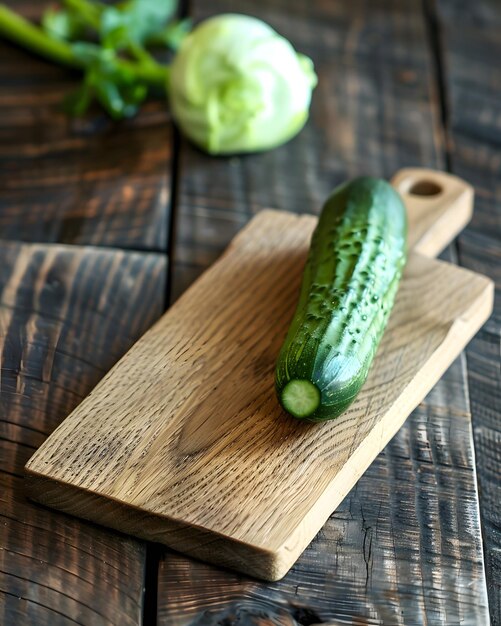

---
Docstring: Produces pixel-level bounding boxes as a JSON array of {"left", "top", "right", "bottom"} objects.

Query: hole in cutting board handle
[{"left": 408, "top": 180, "right": 442, "bottom": 197}]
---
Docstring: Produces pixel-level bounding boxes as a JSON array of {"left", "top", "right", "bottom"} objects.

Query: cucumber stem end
[{"left": 281, "top": 379, "right": 320, "bottom": 419}]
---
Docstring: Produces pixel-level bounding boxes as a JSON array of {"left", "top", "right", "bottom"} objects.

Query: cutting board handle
[{"left": 391, "top": 168, "right": 473, "bottom": 257}]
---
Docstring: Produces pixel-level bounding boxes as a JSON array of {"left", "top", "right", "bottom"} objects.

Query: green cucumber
[{"left": 275, "top": 176, "right": 407, "bottom": 421}]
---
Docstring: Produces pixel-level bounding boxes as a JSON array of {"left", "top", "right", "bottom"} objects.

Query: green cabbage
[{"left": 170, "top": 14, "right": 317, "bottom": 155}]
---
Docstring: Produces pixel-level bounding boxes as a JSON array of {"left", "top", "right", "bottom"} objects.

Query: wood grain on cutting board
[{"left": 25, "top": 172, "right": 493, "bottom": 581}]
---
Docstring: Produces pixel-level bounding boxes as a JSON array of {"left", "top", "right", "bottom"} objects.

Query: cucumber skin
[{"left": 275, "top": 177, "right": 408, "bottom": 421}]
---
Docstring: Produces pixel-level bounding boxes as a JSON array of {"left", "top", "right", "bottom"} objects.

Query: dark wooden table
[{"left": 1, "top": 1, "right": 500, "bottom": 625}]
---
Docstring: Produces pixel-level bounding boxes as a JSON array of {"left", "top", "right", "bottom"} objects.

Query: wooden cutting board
[{"left": 25, "top": 169, "right": 493, "bottom": 581}]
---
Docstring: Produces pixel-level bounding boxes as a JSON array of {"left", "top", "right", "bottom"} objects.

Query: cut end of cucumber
[{"left": 281, "top": 379, "right": 320, "bottom": 419}]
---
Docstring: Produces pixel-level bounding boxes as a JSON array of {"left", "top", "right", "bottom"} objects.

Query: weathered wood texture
[
  {"left": 170, "top": 0, "right": 445, "bottom": 299},
  {"left": 437, "top": 0, "right": 501, "bottom": 623},
  {"left": 0, "top": 240, "right": 166, "bottom": 625},
  {"left": 0, "top": 1, "right": 172, "bottom": 251},
  {"left": 157, "top": 0, "right": 491, "bottom": 623}
]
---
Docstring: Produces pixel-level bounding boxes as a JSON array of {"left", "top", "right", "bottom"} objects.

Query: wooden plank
[
  {"left": 0, "top": 1, "right": 172, "bottom": 251},
  {"left": 436, "top": 1, "right": 501, "bottom": 622},
  {"left": 435, "top": 0, "right": 501, "bottom": 274},
  {"left": 0, "top": 240, "right": 166, "bottom": 625},
  {"left": 24, "top": 208, "right": 493, "bottom": 583},
  {"left": 170, "top": 0, "right": 445, "bottom": 300},
  {"left": 158, "top": 0, "right": 491, "bottom": 622}
]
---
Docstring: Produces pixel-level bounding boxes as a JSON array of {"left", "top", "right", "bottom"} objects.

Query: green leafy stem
[
  {"left": 0, "top": 5, "right": 167, "bottom": 82},
  {"left": 0, "top": 1, "right": 188, "bottom": 118}
]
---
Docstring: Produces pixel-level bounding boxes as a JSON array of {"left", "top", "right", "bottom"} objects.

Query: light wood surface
[
  {"left": 158, "top": 343, "right": 491, "bottom": 624},
  {"left": 25, "top": 176, "right": 492, "bottom": 580},
  {"left": 391, "top": 168, "right": 473, "bottom": 257}
]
